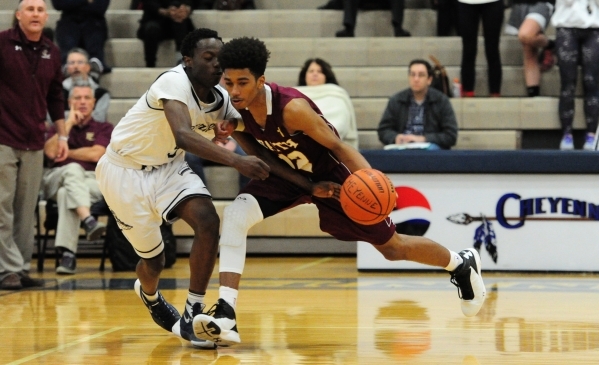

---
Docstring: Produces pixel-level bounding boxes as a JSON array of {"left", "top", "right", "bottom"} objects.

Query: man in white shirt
[{"left": 95, "top": 28, "right": 269, "bottom": 348}]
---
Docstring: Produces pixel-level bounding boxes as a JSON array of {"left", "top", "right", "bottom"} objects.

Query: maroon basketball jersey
[{"left": 238, "top": 83, "right": 341, "bottom": 179}]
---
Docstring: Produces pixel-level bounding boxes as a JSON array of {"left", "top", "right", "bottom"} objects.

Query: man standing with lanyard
[{"left": 0, "top": 0, "right": 68, "bottom": 289}]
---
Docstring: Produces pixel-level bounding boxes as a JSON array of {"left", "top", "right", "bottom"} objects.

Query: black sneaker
[
  {"left": 449, "top": 248, "right": 486, "bottom": 317},
  {"left": 134, "top": 279, "right": 181, "bottom": 332},
  {"left": 172, "top": 300, "right": 216, "bottom": 349},
  {"left": 335, "top": 28, "right": 354, "bottom": 37},
  {"left": 193, "top": 298, "right": 240, "bottom": 346},
  {"left": 82, "top": 216, "right": 107, "bottom": 241},
  {"left": 18, "top": 272, "right": 44, "bottom": 287},
  {"left": 56, "top": 251, "right": 76, "bottom": 275}
]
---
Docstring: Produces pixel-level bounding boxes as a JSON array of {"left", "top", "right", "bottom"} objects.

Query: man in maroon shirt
[
  {"left": 0, "top": 0, "right": 68, "bottom": 289},
  {"left": 43, "top": 83, "right": 113, "bottom": 275}
]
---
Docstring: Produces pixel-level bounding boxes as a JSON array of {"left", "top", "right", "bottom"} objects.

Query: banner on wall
[{"left": 357, "top": 174, "right": 599, "bottom": 272}]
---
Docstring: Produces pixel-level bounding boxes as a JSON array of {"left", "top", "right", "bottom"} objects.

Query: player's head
[
  {"left": 298, "top": 58, "right": 338, "bottom": 86},
  {"left": 219, "top": 37, "right": 271, "bottom": 110},
  {"left": 180, "top": 28, "right": 224, "bottom": 89},
  {"left": 407, "top": 59, "right": 433, "bottom": 94}
]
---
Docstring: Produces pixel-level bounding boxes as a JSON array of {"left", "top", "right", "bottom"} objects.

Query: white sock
[
  {"left": 444, "top": 250, "right": 464, "bottom": 272},
  {"left": 187, "top": 292, "right": 205, "bottom": 307},
  {"left": 219, "top": 286, "right": 238, "bottom": 310},
  {"left": 142, "top": 289, "right": 159, "bottom": 302}
]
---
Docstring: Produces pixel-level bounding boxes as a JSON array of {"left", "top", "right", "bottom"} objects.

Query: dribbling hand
[{"left": 312, "top": 181, "right": 341, "bottom": 201}]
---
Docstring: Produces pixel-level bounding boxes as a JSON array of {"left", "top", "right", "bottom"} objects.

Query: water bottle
[{"left": 452, "top": 78, "right": 461, "bottom": 98}]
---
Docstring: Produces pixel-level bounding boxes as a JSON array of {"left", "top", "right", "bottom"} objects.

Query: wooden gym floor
[{"left": 1, "top": 256, "right": 599, "bottom": 365}]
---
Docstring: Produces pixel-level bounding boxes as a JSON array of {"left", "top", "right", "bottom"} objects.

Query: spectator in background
[
  {"left": 137, "top": 0, "right": 195, "bottom": 67},
  {"left": 0, "top": 0, "right": 68, "bottom": 290},
  {"left": 335, "top": 0, "right": 410, "bottom": 37},
  {"left": 294, "top": 58, "right": 359, "bottom": 149},
  {"left": 504, "top": 1, "right": 555, "bottom": 98},
  {"left": 52, "top": 0, "right": 110, "bottom": 81},
  {"left": 457, "top": 0, "right": 504, "bottom": 97},
  {"left": 63, "top": 48, "right": 111, "bottom": 122},
  {"left": 377, "top": 59, "right": 458, "bottom": 150},
  {"left": 552, "top": 0, "right": 599, "bottom": 150},
  {"left": 433, "top": 0, "right": 460, "bottom": 36},
  {"left": 195, "top": 0, "right": 256, "bottom": 9},
  {"left": 42, "top": 83, "right": 113, "bottom": 275}
]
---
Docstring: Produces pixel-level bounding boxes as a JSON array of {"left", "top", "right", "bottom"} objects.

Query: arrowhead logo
[{"left": 462, "top": 251, "right": 473, "bottom": 260}]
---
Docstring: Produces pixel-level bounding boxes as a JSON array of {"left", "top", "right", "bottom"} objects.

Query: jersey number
[{"left": 278, "top": 151, "right": 313, "bottom": 172}]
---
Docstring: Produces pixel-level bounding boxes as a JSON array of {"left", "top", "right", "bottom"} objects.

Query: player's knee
[
  {"left": 139, "top": 253, "right": 165, "bottom": 275},
  {"left": 220, "top": 194, "right": 263, "bottom": 247}
]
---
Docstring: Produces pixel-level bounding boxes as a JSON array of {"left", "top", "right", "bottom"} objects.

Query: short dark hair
[
  {"left": 297, "top": 58, "right": 339, "bottom": 86},
  {"left": 180, "top": 28, "right": 222, "bottom": 58},
  {"left": 408, "top": 59, "right": 433, "bottom": 77},
  {"left": 218, "top": 37, "right": 270, "bottom": 79},
  {"left": 67, "top": 47, "right": 89, "bottom": 61}
]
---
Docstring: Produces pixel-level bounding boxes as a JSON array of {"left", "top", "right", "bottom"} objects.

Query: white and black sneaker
[
  {"left": 172, "top": 300, "right": 216, "bottom": 349},
  {"left": 134, "top": 279, "right": 180, "bottom": 332},
  {"left": 450, "top": 248, "right": 486, "bottom": 317},
  {"left": 193, "top": 299, "right": 240, "bottom": 346}
]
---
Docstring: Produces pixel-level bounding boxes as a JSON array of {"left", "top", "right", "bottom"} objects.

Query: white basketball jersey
[{"left": 108, "top": 64, "right": 240, "bottom": 166}]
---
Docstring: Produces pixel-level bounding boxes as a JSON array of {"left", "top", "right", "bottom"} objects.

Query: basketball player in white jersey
[{"left": 95, "top": 28, "right": 269, "bottom": 348}]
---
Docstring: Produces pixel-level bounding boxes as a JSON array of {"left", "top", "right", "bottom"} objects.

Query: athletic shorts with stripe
[{"left": 96, "top": 153, "right": 211, "bottom": 259}]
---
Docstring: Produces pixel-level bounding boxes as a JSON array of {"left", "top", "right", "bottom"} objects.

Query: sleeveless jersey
[
  {"left": 108, "top": 64, "right": 240, "bottom": 167},
  {"left": 238, "top": 83, "right": 342, "bottom": 179}
]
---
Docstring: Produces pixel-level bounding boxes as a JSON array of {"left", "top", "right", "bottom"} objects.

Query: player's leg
[
  {"left": 95, "top": 158, "right": 182, "bottom": 338},
  {"left": 169, "top": 196, "right": 219, "bottom": 348},
  {"left": 152, "top": 155, "right": 217, "bottom": 348},
  {"left": 373, "top": 233, "right": 485, "bottom": 317},
  {"left": 193, "top": 193, "right": 266, "bottom": 346},
  {"left": 194, "top": 177, "right": 301, "bottom": 345}
]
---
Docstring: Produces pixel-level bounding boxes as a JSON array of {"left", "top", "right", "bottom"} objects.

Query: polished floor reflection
[{"left": 1, "top": 257, "right": 599, "bottom": 364}]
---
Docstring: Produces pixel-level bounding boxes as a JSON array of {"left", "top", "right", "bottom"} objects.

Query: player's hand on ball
[{"left": 312, "top": 181, "right": 341, "bottom": 200}]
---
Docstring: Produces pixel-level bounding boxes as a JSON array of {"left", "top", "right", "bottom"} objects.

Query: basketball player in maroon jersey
[{"left": 192, "top": 37, "right": 486, "bottom": 346}]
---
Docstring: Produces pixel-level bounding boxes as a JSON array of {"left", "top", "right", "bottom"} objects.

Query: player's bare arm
[
  {"left": 282, "top": 98, "right": 370, "bottom": 173},
  {"left": 163, "top": 99, "right": 270, "bottom": 180},
  {"left": 232, "top": 130, "right": 340, "bottom": 199}
]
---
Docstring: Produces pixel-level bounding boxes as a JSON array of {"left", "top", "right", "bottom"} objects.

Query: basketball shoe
[
  {"left": 134, "top": 279, "right": 181, "bottom": 332},
  {"left": 172, "top": 300, "right": 216, "bottom": 349},
  {"left": 449, "top": 248, "right": 486, "bottom": 317},
  {"left": 193, "top": 299, "right": 240, "bottom": 346}
]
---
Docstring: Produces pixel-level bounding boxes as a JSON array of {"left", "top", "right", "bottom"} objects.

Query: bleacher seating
[{"left": 9, "top": 0, "right": 588, "bottom": 242}]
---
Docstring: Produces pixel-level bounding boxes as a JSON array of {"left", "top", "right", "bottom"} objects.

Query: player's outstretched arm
[
  {"left": 163, "top": 99, "right": 269, "bottom": 180},
  {"left": 282, "top": 99, "right": 370, "bottom": 173},
  {"left": 232, "top": 131, "right": 340, "bottom": 199}
]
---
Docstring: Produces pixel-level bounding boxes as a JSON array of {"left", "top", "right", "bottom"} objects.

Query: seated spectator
[
  {"left": 504, "top": 0, "right": 555, "bottom": 98},
  {"left": 42, "top": 82, "right": 113, "bottom": 275},
  {"left": 335, "top": 0, "right": 410, "bottom": 37},
  {"left": 63, "top": 48, "right": 111, "bottom": 122},
  {"left": 377, "top": 59, "right": 458, "bottom": 150},
  {"left": 51, "top": 0, "right": 110, "bottom": 81},
  {"left": 195, "top": 0, "right": 256, "bottom": 9},
  {"left": 553, "top": 0, "right": 599, "bottom": 150},
  {"left": 294, "top": 58, "right": 359, "bottom": 149},
  {"left": 137, "top": 0, "right": 195, "bottom": 67}
]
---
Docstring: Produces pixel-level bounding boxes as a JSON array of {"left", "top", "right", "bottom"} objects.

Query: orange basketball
[{"left": 340, "top": 168, "right": 397, "bottom": 225}]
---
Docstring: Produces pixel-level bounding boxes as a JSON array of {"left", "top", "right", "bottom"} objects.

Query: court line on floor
[
  {"left": 291, "top": 257, "right": 334, "bottom": 271},
  {"left": 6, "top": 326, "right": 125, "bottom": 365}
]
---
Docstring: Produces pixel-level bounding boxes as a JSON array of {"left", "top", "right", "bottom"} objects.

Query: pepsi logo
[{"left": 389, "top": 186, "right": 432, "bottom": 236}]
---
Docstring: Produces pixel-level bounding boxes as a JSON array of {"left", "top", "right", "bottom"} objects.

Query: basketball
[{"left": 339, "top": 168, "right": 397, "bottom": 225}]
